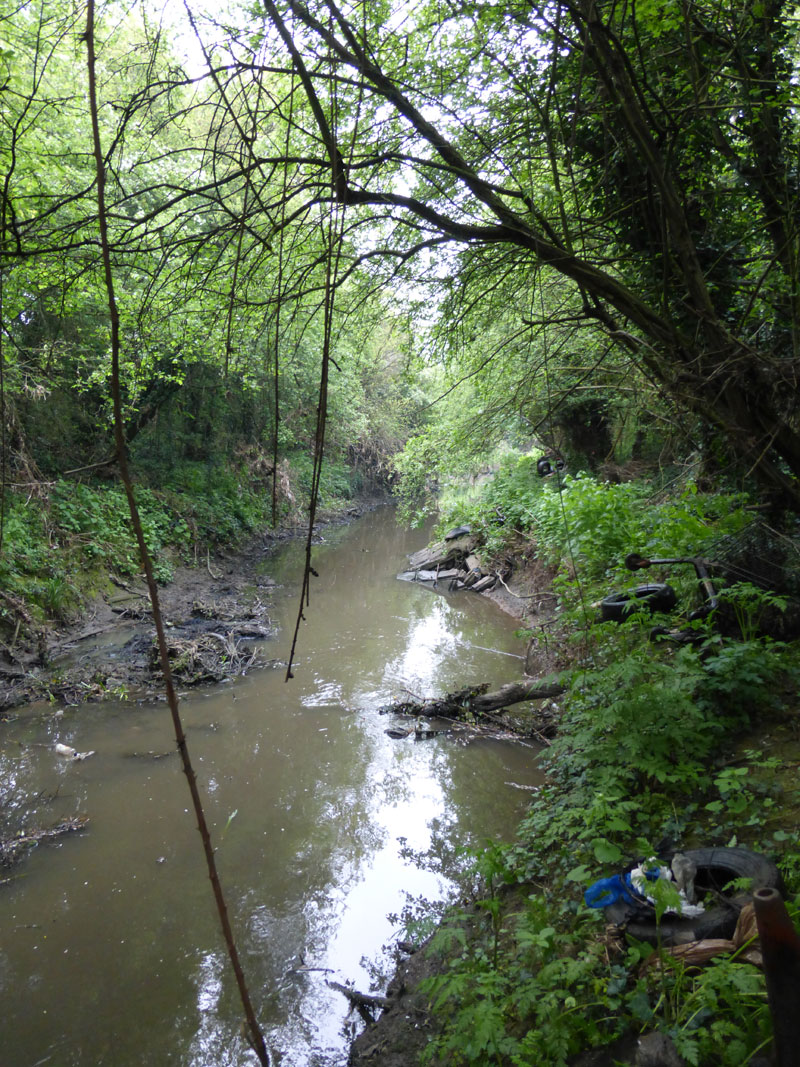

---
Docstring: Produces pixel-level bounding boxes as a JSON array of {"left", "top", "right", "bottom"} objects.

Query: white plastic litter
[
  {"left": 54, "top": 743, "right": 95, "bottom": 761},
  {"left": 630, "top": 857, "right": 706, "bottom": 919}
]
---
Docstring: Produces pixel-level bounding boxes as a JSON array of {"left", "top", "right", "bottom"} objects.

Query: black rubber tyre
[
  {"left": 600, "top": 583, "right": 678, "bottom": 622},
  {"left": 444, "top": 525, "right": 471, "bottom": 541},
  {"left": 604, "top": 847, "right": 783, "bottom": 946}
]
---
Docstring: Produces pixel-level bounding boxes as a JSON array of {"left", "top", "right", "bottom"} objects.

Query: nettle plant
[{"left": 436, "top": 459, "right": 751, "bottom": 582}]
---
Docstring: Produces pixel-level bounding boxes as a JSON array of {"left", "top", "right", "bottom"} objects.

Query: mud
[{"left": 0, "top": 502, "right": 381, "bottom": 712}]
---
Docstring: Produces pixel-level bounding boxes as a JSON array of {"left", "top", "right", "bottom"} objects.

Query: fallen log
[
  {"left": 328, "top": 980, "right": 391, "bottom": 1010},
  {"left": 470, "top": 679, "right": 565, "bottom": 713},
  {"left": 380, "top": 679, "right": 565, "bottom": 721},
  {"left": 328, "top": 980, "right": 392, "bottom": 1024}
]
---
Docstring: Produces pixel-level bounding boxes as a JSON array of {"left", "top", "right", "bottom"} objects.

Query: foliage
[
  {"left": 416, "top": 623, "right": 799, "bottom": 1064},
  {"left": 287, "top": 451, "right": 359, "bottom": 505},
  {"left": 432, "top": 452, "right": 750, "bottom": 579},
  {"left": 421, "top": 896, "right": 616, "bottom": 1066},
  {"left": 0, "top": 463, "right": 273, "bottom": 626},
  {"left": 407, "top": 474, "right": 800, "bottom": 1065},
  {"left": 253, "top": 0, "right": 800, "bottom": 508}
]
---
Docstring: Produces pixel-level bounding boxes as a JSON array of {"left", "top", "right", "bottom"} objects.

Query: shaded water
[{"left": 0, "top": 509, "right": 543, "bottom": 1066}]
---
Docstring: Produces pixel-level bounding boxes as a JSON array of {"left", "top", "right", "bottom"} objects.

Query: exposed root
[{"left": 149, "top": 632, "right": 260, "bottom": 685}]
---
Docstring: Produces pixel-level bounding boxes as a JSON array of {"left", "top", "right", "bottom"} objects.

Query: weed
[{"left": 414, "top": 468, "right": 800, "bottom": 1066}]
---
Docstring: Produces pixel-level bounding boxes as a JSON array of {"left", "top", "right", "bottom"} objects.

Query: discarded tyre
[
  {"left": 604, "top": 847, "right": 783, "bottom": 946},
  {"left": 537, "top": 456, "right": 566, "bottom": 478},
  {"left": 443, "top": 524, "right": 471, "bottom": 541},
  {"left": 600, "top": 583, "right": 678, "bottom": 622}
]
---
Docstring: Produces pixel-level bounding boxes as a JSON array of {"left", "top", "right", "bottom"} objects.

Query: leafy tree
[
  {"left": 257, "top": 0, "right": 800, "bottom": 508},
  {"left": 1, "top": 0, "right": 418, "bottom": 501}
]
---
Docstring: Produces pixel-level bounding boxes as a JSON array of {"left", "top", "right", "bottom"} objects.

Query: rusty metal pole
[{"left": 753, "top": 886, "right": 800, "bottom": 1067}]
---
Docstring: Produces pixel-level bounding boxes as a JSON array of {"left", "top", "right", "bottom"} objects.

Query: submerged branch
[{"left": 381, "top": 680, "right": 565, "bottom": 745}]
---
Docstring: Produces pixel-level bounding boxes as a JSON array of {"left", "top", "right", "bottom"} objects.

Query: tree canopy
[
  {"left": 1, "top": 0, "right": 800, "bottom": 509},
  {"left": 257, "top": 0, "right": 800, "bottom": 504}
]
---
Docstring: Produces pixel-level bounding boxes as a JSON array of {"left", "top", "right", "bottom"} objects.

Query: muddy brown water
[{"left": 0, "top": 509, "right": 544, "bottom": 1067}]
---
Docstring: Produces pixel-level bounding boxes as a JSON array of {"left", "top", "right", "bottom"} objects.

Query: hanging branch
[
  {"left": 264, "top": 0, "right": 354, "bottom": 680},
  {"left": 262, "top": 0, "right": 348, "bottom": 201},
  {"left": 82, "top": 7, "right": 270, "bottom": 1064},
  {"left": 282, "top": 147, "right": 341, "bottom": 680},
  {"left": 272, "top": 74, "right": 296, "bottom": 525},
  {"left": 223, "top": 165, "right": 251, "bottom": 379},
  {"left": 0, "top": 206, "right": 6, "bottom": 559}
]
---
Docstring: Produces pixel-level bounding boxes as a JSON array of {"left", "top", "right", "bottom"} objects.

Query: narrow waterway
[{"left": 0, "top": 508, "right": 544, "bottom": 1067}]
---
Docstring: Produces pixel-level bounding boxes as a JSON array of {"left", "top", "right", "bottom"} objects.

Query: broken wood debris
[
  {"left": 149, "top": 631, "right": 260, "bottom": 685},
  {"left": 406, "top": 533, "right": 476, "bottom": 571},
  {"left": 399, "top": 535, "right": 506, "bottom": 595},
  {"left": 0, "top": 814, "right": 90, "bottom": 869},
  {"left": 381, "top": 679, "right": 565, "bottom": 743},
  {"left": 328, "top": 979, "right": 392, "bottom": 1024}
]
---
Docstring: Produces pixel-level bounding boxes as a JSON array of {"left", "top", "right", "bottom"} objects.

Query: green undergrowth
[
  {"left": 414, "top": 456, "right": 800, "bottom": 1066},
  {"left": 0, "top": 452, "right": 365, "bottom": 634},
  {"left": 436, "top": 451, "right": 753, "bottom": 579}
]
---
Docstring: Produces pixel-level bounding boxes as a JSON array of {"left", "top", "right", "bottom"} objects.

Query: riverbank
[
  {"left": 0, "top": 496, "right": 386, "bottom": 712},
  {"left": 344, "top": 479, "right": 800, "bottom": 1066}
]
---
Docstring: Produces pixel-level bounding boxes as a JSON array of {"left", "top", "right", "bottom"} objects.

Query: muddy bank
[
  {"left": 2, "top": 505, "right": 546, "bottom": 1067},
  {"left": 348, "top": 935, "right": 439, "bottom": 1066},
  {"left": 0, "top": 500, "right": 384, "bottom": 712}
]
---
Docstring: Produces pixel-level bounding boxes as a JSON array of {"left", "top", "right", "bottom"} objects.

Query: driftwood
[
  {"left": 0, "top": 814, "right": 89, "bottom": 868},
  {"left": 406, "top": 533, "right": 476, "bottom": 571},
  {"left": 149, "top": 631, "right": 260, "bottom": 685},
  {"left": 328, "top": 980, "right": 392, "bottom": 1024},
  {"left": 381, "top": 680, "right": 563, "bottom": 718},
  {"left": 469, "top": 679, "right": 565, "bottom": 712}
]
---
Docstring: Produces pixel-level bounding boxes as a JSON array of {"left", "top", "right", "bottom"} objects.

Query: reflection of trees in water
[{"left": 0, "top": 511, "right": 529, "bottom": 1064}]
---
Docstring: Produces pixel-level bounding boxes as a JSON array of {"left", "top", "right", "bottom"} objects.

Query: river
[{"left": 0, "top": 508, "right": 544, "bottom": 1066}]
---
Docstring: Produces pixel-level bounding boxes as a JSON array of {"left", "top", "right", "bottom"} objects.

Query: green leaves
[{"left": 592, "top": 839, "right": 622, "bottom": 864}]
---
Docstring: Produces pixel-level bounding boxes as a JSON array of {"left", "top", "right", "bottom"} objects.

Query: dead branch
[{"left": 328, "top": 979, "right": 391, "bottom": 1023}]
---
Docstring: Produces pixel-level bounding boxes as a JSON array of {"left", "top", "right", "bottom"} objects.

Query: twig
[
  {"left": 328, "top": 980, "right": 391, "bottom": 1011},
  {"left": 109, "top": 575, "right": 147, "bottom": 596},
  {"left": 495, "top": 572, "right": 554, "bottom": 600},
  {"left": 62, "top": 456, "right": 116, "bottom": 476},
  {"left": 400, "top": 685, "right": 423, "bottom": 701}
]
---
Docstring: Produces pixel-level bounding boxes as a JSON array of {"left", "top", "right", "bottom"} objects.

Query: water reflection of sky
[
  {"left": 186, "top": 577, "right": 532, "bottom": 1065},
  {"left": 387, "top": 599, "right": 459, "bottom": 692},
  {"left": 1, "top": 511, "right": 543, "bottom": 1067}
]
